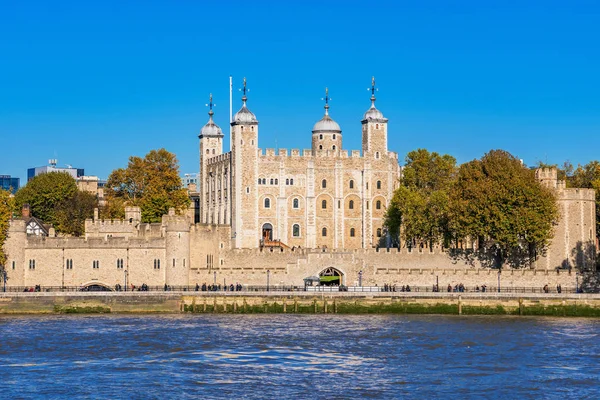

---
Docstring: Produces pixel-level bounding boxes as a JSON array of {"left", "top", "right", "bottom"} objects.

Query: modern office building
[
  {"left": 0, "top": 175, "right": 20, "bottom": 194},
  {"left": 27, "top": 159, "right": 84, "bottom": 182}
]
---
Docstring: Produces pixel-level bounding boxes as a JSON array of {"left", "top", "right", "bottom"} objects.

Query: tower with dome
[{"left": 198, "top": 77, "right": 401, "bottom": 250}]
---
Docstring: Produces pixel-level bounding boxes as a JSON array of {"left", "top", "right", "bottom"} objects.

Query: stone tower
[
  {"left": 163, "top": 208, "right": 191, "bottom": 286},
  {"left": 312, "top": 88, "right": 342, "bottom": 154},
  {"left": 199, "top": 94, "right": 224, "bottom": 224},
  {"left": 231, "top": 78, "right": 259, "bottom": 248},
  {"left": 361, "top": 77, "right": 388, "bottom": 159}
]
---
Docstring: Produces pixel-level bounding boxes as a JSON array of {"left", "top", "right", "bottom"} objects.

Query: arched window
[
  {"left": 333, "top": 134, "right": 336, "bottom": 139},
  {"left": 322, "top": 179, "right": 327, "bottom": 188},
  {"left": 332, "top": 145, "right": 336, "bottom": 150},
  {"left": 377, "top": 228, "right": 382, "bottom": 237},
  {"left": 349, "top": 200, "right": 354, "bottom": 209},
  {"left": 290, "top": 179, "right": 294, "bottom": 185},
  {"left": 270, "top": 179, "right": 274, "bottom": 185},
  {"left": 264, "top": 198, "right": 271, "bottom": 208},
  {"left": 293, "top": 198, "right": 299, "bottom": 209},
  {"left": 322, "top": 227, "right": 327, "bottom": 237},
  {"left": 376, "top": 123, "right": 379, "bottom": 129},
  {"left": 206, "top": 149, "right": 209, "bottom": 154},
  {"left": 275, "top": 179, "right": 278, "bottom": 185},
  {"left": 375, "top": 152, "right": 380, "bottom": 159},
  {"left": 258, "top": 178, "right": 261, "bottom": 184},
  {"left": 286, "top": 179, "right": 289, "bottom": 185},
  {"left": 262, "top": 178, "right": 266, "bottom": 185},
  {"left": 376, "top": 200, "right": 382, "bottom": 210},
  {"left": 319, "top": 134, "right": 323, "bottom": 139},
  {"left": 322, "top": 199, "right": 327, "bottom": 209},
  {"left": 212, "top": 149, "right": 215, "bottom": 154},
  {"left": 293, "top": 224, "right": 300, "bottom": 237},
  {"left": 349, "top": 180, "right": 354, "bottom": 189},
  {"left": 350, "top": 228, "right": 355, "bottom": 237},
  {"left": 319, "top": 145, "right": 323, "bottom": 150},
  {"left": 377, "top": 180, "right": 381, "bottom": 189}
]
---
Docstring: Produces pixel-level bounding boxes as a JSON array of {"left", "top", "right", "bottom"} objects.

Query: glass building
[{"left": 0, "top": 175, "right": 20, "bottom": 194}]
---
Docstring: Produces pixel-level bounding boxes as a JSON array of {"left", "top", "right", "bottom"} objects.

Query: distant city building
[
  {"left": 182, "top": 173, "right": 199, "bottom": 190},
  {"left": 27, "top": 159, "right": 84, "bottom": 182},
  {"left": 0, "top": 175, "right": 20, "bottom": 194}
]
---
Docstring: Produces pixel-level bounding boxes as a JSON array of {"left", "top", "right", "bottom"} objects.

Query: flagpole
[{"left": 229, "top": 75, "right": 233, "bottom": 151}]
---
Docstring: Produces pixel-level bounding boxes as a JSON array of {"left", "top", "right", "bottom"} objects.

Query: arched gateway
[
  {"left": 80, "top": 282, "right": 113, "bottom": 292},
  {"left": 319, "top": 267, "right": 344, "bottom": 286}
]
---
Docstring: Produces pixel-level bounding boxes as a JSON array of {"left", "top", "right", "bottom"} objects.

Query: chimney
[{"left": 22, "top": 204, "right": 31, "bottom": 219}]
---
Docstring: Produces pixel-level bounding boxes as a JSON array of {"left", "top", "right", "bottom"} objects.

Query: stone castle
[{"left": 2, "top": 79, "right": 597, "bottom": 290}]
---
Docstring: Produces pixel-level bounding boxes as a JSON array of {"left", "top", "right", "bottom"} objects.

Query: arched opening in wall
[
  {"left": 262, "top": 223, "right": 273, "bottom": 242},
  {"left": 322, "top": 199, "right": 327, "bottom": 209},
  {"left": 332, "top": 145, "right": 336, "bottom": 150},
  {"left": 377, "top": 180, "right": 381, "bottom": 189},
  {"left": 319, "top": 267, "right": 343, "bottom": 286},
  {"left": 264, "top": 198, "right": 271, "bottom": 208},
  {"left": 322, "top": 227, "right": 327, "bottom": 237},
  {"left": 292, "top": 224, "right": 300, "bottom": 237},
  {"left": 350, "top": 228, "right": 355, "bottom": 237},
  {"left": 349, "top": 180, "right": 354, "bottom": 189},
  {"left": 319, "top": 145, "right": 323, "bottom": 150},
  {"left": 81, "top": 282, "right": 113, "bottom": 292},
  {"left": 377, "top": 228, "right": 382, "bottom": 237},
  {"left": 322, "top": 179, "right": 327, "bottom": 188},
  {"left": 349, "top": 200, "right": 354, "bottom": 209},
  {"left": 293, "top": 198, "right": 299, "bottom": 209},
  {"left": 376, "top": 200, "right": 382, "bottom": 210}
]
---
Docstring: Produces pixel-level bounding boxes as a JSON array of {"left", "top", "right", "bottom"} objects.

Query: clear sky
[{"left": 1, "top": 0, "right": 599, "bottom": 184}]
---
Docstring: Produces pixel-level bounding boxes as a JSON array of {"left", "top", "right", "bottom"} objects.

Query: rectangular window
[
  {"left": 12, "top": 261, "right": 15, "bottom": 270},
  {"left": 29, "top": 259, "right": 35, "bottom": 270},
  {"left": 173, "top": 258, "right": 176, "bottom": 267}
]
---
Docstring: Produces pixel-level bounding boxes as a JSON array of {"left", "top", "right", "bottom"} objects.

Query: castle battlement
[
  {"left": 206, "top": 152, "right": 231, "bottom": 166},
  {"left": 24, "top": 235, "right": 166, "bottom": 249}
]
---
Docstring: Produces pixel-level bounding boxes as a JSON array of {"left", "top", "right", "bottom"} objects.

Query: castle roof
[
  {"left": 362, "top": 77, "right": 387, "bottom": 123},
  {"left": 199, "top": 94, "right": 223, "bottom": 138},
  {"left": 233, "top": 78, "right": 258, "bottom": 124},
  {"left": 312, "top": 87, "right": 341, "bottom": 133}
]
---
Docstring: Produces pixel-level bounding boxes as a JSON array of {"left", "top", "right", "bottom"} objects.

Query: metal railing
[{"left": 2, "top": 284, "right": 588, "bottom": 294}]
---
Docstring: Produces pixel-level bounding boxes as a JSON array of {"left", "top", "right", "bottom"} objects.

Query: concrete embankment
[{"left": 2, "top": 292, "right": 600, "bottom": 317}]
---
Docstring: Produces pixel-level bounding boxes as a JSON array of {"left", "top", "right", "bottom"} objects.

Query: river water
[{"left": 0, "top": 314, "right": 599, "bottom": 399}]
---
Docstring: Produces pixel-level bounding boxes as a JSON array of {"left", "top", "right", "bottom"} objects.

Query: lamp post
[
  {"left": 497, "top": 270, "right": 501, "bottom": 293},
  {"left": 267, "top": 269, "right": 270, "bottom": 292},
  {"left": 2, "top": 269, "right": 7, "bottom": 293},
  {"left": 358, "top": 270, "right": 363, "bottom": 288},
  {"left": 124, "top": 269, "right": 128, "bottom": 292}
]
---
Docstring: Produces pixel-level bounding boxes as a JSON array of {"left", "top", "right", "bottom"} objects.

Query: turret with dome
[{"left": 312, "top": 88, "right": 342, "bottom": 153}]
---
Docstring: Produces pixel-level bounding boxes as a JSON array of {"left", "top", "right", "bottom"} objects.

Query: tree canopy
[
  {"left": 385, "top": 149, "right": 456, "bottom": 247},
  {"left": 103, "top": 148, "right": 190, "bottom": 223},
  {"left": 0, "top": 189, "right": 13, "bottom": 269},
  {"left": 13, "top": 172, "right": 98, "bottom": 236},
  {"left": 14, "top": 172, "right": 78, "bottom": 225},
  {"left": 451, "top": 150, "right": 558, "bottom": 267},
  {"left": 385, "top": 149, "right": 559, "bottom": 268}
]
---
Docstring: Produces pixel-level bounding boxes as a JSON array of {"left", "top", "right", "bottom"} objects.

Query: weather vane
[
  {"left": 321, "top": 87, "right": 331, "bottom": 114},
  {"left": 368, "top": 76, "right": 378, "bottom": 98},
  {"left": 239, "top": 77, "right": 249, "bottom": 99},
  {"left": 205, "top": 93, "right": 215, "bottom": 116}
]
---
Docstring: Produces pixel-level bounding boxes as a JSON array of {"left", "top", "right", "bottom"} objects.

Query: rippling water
[{"left": 1, "top": 314, "right": 599, "bottom": 399}]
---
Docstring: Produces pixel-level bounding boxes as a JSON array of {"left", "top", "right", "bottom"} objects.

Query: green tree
[
  {"left": 451, "top": 150, "right": 558, "bottom": 268},
  {"left": 54, "top": 191, "right": 98, "bottom": 236},
  {"left": 384, "top": 149, "right": 456, "bottom": 247},
  {"left": 0, "top": 189, "right": 14, "bottom": 271},
  {"left": 14, "top": 172, "right": 78, "bottom": 228},
  {"left": 104, "top": 148, "right": 190, "bottom": 223}
]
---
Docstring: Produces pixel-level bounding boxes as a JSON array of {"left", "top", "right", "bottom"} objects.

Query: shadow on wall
[
  {"left": 568, "top": 241, "right": 600, "bottom": 293},
  {"left": 448, "top": 243, "right": 544, "bottom": 270}
]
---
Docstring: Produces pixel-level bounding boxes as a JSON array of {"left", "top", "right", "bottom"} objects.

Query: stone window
[
  {"left": 322, "top": 199, "right": 327, "bottom": 209},
  {"left": 262, "top": 178, "right": 266, "bottom": 185},
  {"left": 319, "top": 134, "right": 323, "bottom": 139},
  {"left": 246, "top": 187, "right": 249, "bottom": 194},
  {"left": 258, "top": 178, "right": 261, "bottom": 184},
  {"left": 293, "top": 198, "right": 299, "bottom": 209},
  {"left": 92, "top": 260, "right": 100, "bottom": 269},
  {"left": 322, "top": 179, "right": 327, "bottom": 188},
  {"left": 206, "top": 149, "right": 209, "bottom": 154},
  {"left": 290, "top": 178, "right": 294, "bottom": 185},
  {"left": 154, "top": 259, "right": 161, "bottom": 269},
  {"left": 275, "top": 179, "right": 278, "bottom": 185},
  {"left": 293, "top": 224, "right": 300, "bottom": 237},
  {"left": 332, "top": 145, "right": 336, "bottom": 150},
  {"left": 349, "top": 180, "right": 354, "bottom": 189},
  {"left": 349, "top": 200, "right": 354, "bottom": 209},
  {"left": 350, "top": 228, "right": 356, "bottom": 237},
  {"left": 173, "top": 258, "right": 176, "bottom": 267},
  {"left": 366, "top": 201, "right": 369, "bottom": 210},
  {"left": 29, "top": 259, "right": 35, "bottom": 270},
  {"left": 377, "top": 228, "right": 382, "bottom": 237},
  {"left": 286, "top": 179, "right": 289, "bottom": 185},
  {"left": 319, "top": 145, "right": 323, "bottom": 150},
  {"left": 270, "top": 179, "right": 274, "bottom": 185},
  {"left": 66, "top": 259, "right": 73, "bottom": 270},
  {"left": 264, "top": 198, "right": 271, "bottom": 208},
  {"left": 333, "top": 134, "right": 336, "bottom": 139},
  {"left": 12, "top": 261, "right": 15, "bottom": 270},
  {"left": 212, "top": 149, "right": 215, "bottom": 154},
  {"left": 375, "top": 152, "right": 380, "bottom": 159},
  {"left": 322, "top": 227, "right": 327, "bottom": 237},
  {"left": 377, "top": 180, "right": 382, "bottom": 189},
  {"left": 376, "top": 200, "right": 382, "bottom": 210},
  {"left": 116, "top": 259, "right": 123, "bottom": 269},
  {"left": 376, "top": 123, "right": 379, "bottom": 129}
]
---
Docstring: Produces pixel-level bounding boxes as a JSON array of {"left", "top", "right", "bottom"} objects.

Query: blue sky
[{"left": 1, "top": 0, "right": 599, "bottom": 183}]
